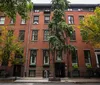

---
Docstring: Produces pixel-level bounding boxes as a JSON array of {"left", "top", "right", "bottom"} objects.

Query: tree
[
  {"left": 48, "top": 0, "right": 75, "bottom": 79},
  {"left": 0, "top": 0, "right": 33, "bottom": 19},
  {"left": 0, "top": 27, "right": 24, "bottom": 67},
  {"left": 80, "top": 7, "right": 100, "bottom": 48}
]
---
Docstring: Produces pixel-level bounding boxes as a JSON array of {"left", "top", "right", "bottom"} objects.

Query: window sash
[
  {"left": 19, "top": 30, "right": 25, "bottom": 41},
  {"left": 68, "top": 16, "right": 74, "bottom": 24},
  {"left": 84, "top": 50, "right": 91, "bottom": 64},
  {"left": 0, "top": 17, "right": 5, "bottom": 24},
  {"left": 72, "top": 50, "right": 78, "bottom": 63},
  {"left": 44, "top": 30, "right": 49, "bottom": 41},
  {"left": 10, "top": 19, "right": 14, "bottom": 24},
  {"left": 44, "top": 16, "right": 50, "bottom": 23},
  {"left": 79, "top": 16, "right": 84, "bottom": 22},
  {"left": 33, "top": 16, "right": 39, "bottom": 23},
  {"left": 21, "top": 19, "right": 26, "bottom": 24},
  {"left": 30, "top": 50, "right": 37, "bottom": 65},
  {"left": 32, "top": 30, "right": 38, "bottom": 41},
  {"left": 43, "top": 50, "right": 49, "bottom": 64},
  {"left": 56, "top": 50, "right": 62, "bottom": 61},
  {"left": 70, "top": 30, "right": 76, "bottom": 40}
]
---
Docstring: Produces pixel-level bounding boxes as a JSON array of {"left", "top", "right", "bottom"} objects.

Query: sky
[{"left": 32, "top": 0, "right": 100, "bottom": 4}]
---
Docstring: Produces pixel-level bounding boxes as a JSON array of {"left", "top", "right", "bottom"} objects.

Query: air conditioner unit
[{"left": 33, "top": 22, "right": 38, "bottom": 24}]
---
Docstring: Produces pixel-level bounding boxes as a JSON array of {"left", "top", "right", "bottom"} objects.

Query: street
[{"left": 0, "top": 83, "right": 100, "bottom": 85}]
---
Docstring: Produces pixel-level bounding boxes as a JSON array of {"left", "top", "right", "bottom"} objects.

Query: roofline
[{"left": 33, "top": 3, "right": 100, "bottom": 8}]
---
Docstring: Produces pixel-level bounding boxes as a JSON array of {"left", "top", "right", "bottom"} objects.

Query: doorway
[
  {"left": 13, "top": 65, "right": 22, "bottom": 77},
  {"left": 55, "top": 62, "right": 65, "bottom": 77}
]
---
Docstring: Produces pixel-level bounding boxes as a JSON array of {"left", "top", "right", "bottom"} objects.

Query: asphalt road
[{"left": 0, "top": 83, "right": 100, "bottom": 85}]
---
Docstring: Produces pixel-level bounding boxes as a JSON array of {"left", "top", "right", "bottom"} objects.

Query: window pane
[
  {"left": 68, "top": 16, "right": 74, "bottom": 24},
  {"left": 72, "top": 50, "right": 78, "bottom": 63},
  {"left": 84, "top": 50, "right": 91, "bottom": 64},
  {"left": 44, "top": 16, "right": 50, "bottom": 24},
  {"left": 21, "top": 19, "right": 26, "bottom": 24},
  {"left": 56, "top": 50, "right": 62, "bottom": 61},
  {"left": 30, "top": 50, "right": 37, "bottom": 65},
  {"left": 10, "top": 19, "right": 14, "bottom": 24},
  {"left": 79, "top": 16, "right": 84, "bottom": 23},
  {"left": 19, "top": 30, "right": 25, "bottom": 41},
  {"left": 70, "top": 30, "right": 76, "bottom": 40},
  {"left": 43, "top": 50, "right": 49, "bottom": 64},
  {"left": 0, "top": 17, "right": 5, "bottom": 24},
  {"left": 44, "top": 30, "right": 49, "bottom": 41},
  {"left": 32, "top": 30, "right": 38, "bottom": 41},
  {"left": 33, "top": 16, "right": 39, "bottom": 24}
]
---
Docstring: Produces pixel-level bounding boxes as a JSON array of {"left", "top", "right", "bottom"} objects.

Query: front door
[
  {"left": 13, "top": 65, "right": 21, "bottom": 77},
  {"left": 55, "top": 62, "right": 65, "bottom": 77}
]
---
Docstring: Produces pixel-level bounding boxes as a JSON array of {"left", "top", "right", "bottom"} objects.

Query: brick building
[{"left": 0, "top": 4, "right": 100, "bottom": 77}]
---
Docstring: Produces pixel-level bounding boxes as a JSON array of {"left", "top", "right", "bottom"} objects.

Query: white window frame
[
  {"left": 84, "top": 50, "right": 91, "bottom": 66},
  {"left": 0, "top": 17, "right": 5, "bottom": 24},
  {"left": 44, "top": 30, "right": 49, "bottom": 41},
  {"left": 30, "top": 50, "right": 37, "bottom": 65},
  {"left": 21, "top": 19, "right": 26, "bottom": 24},
  {"left": 32, "top": 30, "right": 38, "bottom": 41},
  {"left": 43, "top": 50, "right": 49, "bottom": 65},
  {"left": 68, "top": 16, "right": 74, "bottom": 24},
  {"left": 95, "top": 52, "right": 100, "bottom": 68}
]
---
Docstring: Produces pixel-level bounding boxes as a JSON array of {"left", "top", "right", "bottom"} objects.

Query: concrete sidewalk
[
  {"left": 14, "top": 77, "right": 100, "bottom": 83},
  {"left": 0, "top": 77, "right": 100, "bottom": 83}
]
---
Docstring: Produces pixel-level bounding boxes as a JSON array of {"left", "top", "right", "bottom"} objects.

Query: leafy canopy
[
  {"left": 0, "top": 27, "right": 24, "bottom": 66},
  {"left": 80, "top": 7, "right": 100, "bottom": 48},
  {"left": 49, "top": 0, "right": 74, "bottom": 52},
  {"left": 0, "top": 0, "right": 33, "bottom": 19}
]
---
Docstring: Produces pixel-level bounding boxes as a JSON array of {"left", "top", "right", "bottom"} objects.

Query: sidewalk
[
  {"left": 0, "top": 77, "right": 100, "bottom": 83},
  {"left": 14, "top": 77, "right": 100, "bottom": 83}
]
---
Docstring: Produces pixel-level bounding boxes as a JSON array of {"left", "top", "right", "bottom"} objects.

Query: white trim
[{"left": 95, "top": 52, "right": 100, "bottom": 68}]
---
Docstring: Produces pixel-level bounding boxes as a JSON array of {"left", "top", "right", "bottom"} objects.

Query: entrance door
[
  {"left": 55, "top": 62, "right": 65, "bottom": 77},
  {"left": 13, "top": 65, "right": 21, "bottom": 77}
]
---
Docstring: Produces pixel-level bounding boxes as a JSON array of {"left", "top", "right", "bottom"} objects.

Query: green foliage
[
  {"left": 0, "top": 0, "right": 33, "bottom": 19},
  {"left": 80, "top": 7, "right": 100, "bottom": 48},
  {"left": 0, "top": 27, "right": 24, "bottom": 66},
  {"left": 49, "top": 0, "right": 75, "bottom": 53},
  {"left": 86, "top": 64, "right": 92, "bottom": 69},
  {"left": 72, "top": 64, "right": 78, "bottom": 69}
]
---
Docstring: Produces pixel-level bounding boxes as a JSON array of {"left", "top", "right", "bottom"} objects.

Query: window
[
  {"left": 79, "top": 16, "right": 84, "bottom": 23},
  {"left": 68, "top": 9, "right": 73, "bottom": 11},
  {"left": 0, "top": 17, "right": 5, "bottom": 24},
  {"left": 30, "top": 50, "right": 37, "bottom": 65},
  {"left": 56, "top": 50, "right": 62, "bottom": 61},
  {"left": 84, "top": 50, "right": 91, "bottom": 65},
  {"left": 43, "top": 50, "right": 49, "bottom": 65},
  {"left": 44, "top": 30, "right": 49, "bottom": 41},
  {"left": 21, "top": 19, "right": 26, "bottom": 24},
  {"left": 72, "top": 50, "right": 78, "bottom": 64},
  {"left": 70, "top": 30, "right": 76, "bottom": 41},
  {"left": 19, "top": 30, "right": 25, "bottom": 41},
  {"left": 10, "top": 19, "right": 14, "bottom": 24},
  {"left": 68, "top": 16, "right": 74, "bottom": 24},
  {"left": 44, "top": 16, "right": 50, "bottom": 24},
  {"left": 34, "top": 9, "right": 40, "bottom": 13},
  {"left": 29, "top": 70, "right": 36, "bottom": 77},
  {"left": 8, "top": 30, "right": 13, "bottom": 36},
  {"left": 33, "top": 16, "right": 39, "bottom": 24},
  {"left": 32, "top": 30, "right": 38, "bottom": 41}
]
